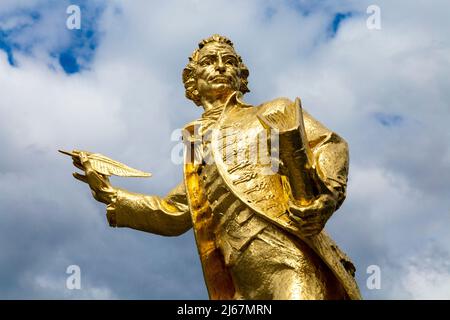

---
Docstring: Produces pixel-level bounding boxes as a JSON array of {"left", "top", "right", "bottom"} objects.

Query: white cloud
[
  {"left": 401, "top": 263, "right": 450, "bottom": 300},
  {"left": 384, "top": 246, "right": 450, "bottom": 300},
  {"left": 32, "top": 274, "right": 116, "bottom": 299}
]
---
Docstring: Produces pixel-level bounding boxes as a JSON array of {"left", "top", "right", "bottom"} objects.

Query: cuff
[{"left": 105, "top": 189, "right": 119, "bottom": 227}]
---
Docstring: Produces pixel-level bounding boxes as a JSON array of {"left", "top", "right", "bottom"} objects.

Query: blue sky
[
  {"left": 1, "top": 0, "right": 449, "bottom": 299},
  {"left": 0, "top": 1, "right": 104, "bottom": 73}
]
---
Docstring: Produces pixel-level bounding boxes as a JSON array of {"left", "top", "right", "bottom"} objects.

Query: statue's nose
[{"left": 216, "top": 54, "right": 226, "bottom": 72}]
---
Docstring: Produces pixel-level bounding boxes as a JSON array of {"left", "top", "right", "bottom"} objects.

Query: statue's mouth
[{"left": 210, "top": 75, "right": 230, "bottom": 83}]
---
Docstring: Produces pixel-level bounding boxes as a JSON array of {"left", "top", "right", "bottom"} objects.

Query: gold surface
[
  {"left": 63, "top": 34, "right": 361, "bottom": 300},
  {"left": 59, "top": 149, "right": 152, "bottom": 177}
]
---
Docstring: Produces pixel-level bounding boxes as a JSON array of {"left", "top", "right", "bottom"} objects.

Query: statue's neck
[
  {"left": 200, "top": 91, "right": 237, "bottom": 122},
  {"left": 201, "top": 104, "right": 225, "bottom": 122}
]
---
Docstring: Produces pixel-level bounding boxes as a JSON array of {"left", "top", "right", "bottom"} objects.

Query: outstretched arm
[
  {"left": 106, "top": 182, "right": 192, "bottom": 236},
  {"left": 72, "top": 152, "right": 192, "bottom": 236}
]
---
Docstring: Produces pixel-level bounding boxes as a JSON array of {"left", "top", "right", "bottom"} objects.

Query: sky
[{"left": 0, "top": 0, "right": 449, "bottom": 299}]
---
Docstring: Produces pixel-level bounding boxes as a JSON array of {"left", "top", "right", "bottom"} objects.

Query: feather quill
[{"left": 58, "top": 150, "right": 152, "bottom": 178}]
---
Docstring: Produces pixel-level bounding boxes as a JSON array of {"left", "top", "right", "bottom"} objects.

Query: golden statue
[{"left": 61, "top": 34, "right": 361, "bottom": 300}]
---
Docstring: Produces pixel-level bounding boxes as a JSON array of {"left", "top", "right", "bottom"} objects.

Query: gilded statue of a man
[{"left": 66, "top": 35, "right": 361, "bottom": 300}]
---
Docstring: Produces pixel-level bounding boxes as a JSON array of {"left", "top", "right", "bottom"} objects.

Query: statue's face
[{"left": 195, "top": 42, "right": 241, "bottom": 100}]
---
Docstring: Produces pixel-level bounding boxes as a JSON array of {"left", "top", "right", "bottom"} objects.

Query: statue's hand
[
  {"left": 72, "top": 152, "right": 116, "bottom": 205},
  {"left": 289, "top": 194, "right": 337, "bottom": 237}
]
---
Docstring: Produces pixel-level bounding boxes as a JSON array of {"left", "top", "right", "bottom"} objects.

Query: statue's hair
[{"left": 182, "top": 34, "right": 250, "bottom": 106}]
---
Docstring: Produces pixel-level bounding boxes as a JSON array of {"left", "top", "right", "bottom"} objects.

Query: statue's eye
[
  {"left": 224, "top": 58, "right": 238, "bottom": 66},
  {"left": 200, "top": 58, "right": 213, "bottom": 66}
]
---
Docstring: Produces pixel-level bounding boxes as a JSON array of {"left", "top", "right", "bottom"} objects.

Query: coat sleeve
[
  {"left": 303, "top": 110, "right": 350, "bottom": 210},
  {"left": 105, "top": 181, "right": 192, "bottom": 236}
]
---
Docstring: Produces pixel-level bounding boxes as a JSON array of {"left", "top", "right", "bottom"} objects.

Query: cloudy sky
[{"left": 0, "top": 0, "right": 449, "bottom": 299}]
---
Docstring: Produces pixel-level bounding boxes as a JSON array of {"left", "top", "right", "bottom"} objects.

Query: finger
[
  {"left": 72, "top": 154, "right": 82, "bottom": 163},
  {"left": 93, "top": 172, "right": 111, "bottom": 189},
  {"left": 317, "top": 194, "right": 337, "bottom": 209},
  {"left": 302, "top": 224, "right": 322, "bottom": 233},
  {"left": 301, "top": 222, "right": 323, "bottom": 232},
  {"left": 289, "top": 214, "right": 307, "bottom": 227},
  {"left": 79, "top": 152, "right": 88, "bottom": 164},
  {"left": 100, "top": 174, "right": 111, "bottom": 185},
  {"left": 302, "top": 230, "right": 320, "bottom": 238},
  {"left": 299, "top": 209, "right": 317, "bottom": 218},
  {"left": 298, "top": 226, "right": 319, "bottom": 237},
  {"left": 91, "top": 189, "right": 100, "bottom": 201},
  {"left": 86, "top": 170, "right": 112, "bottom": 190},
  {"left": 70, "top": 150, "right": 83, "bottom": 165},
  {"left": 86, "top": 170, "right": 102, "bottom": 187},
  {"left": 73, "top": 172, "right": 88, "bottom": 183},
  {"left": 291, "top": 206, "right": 317, "bottom": 219},
  {"left": 290, "top": 215, "right": 322, "bottom": 237},
  {"left": 72, "top": 160, "right": 85, "bottom": 171},
  {"left": 299, "top": 221, "right": 318, "bottom": 230},
  {"left": 79, "top": 152, "right": 94, "bottom": 173}
]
